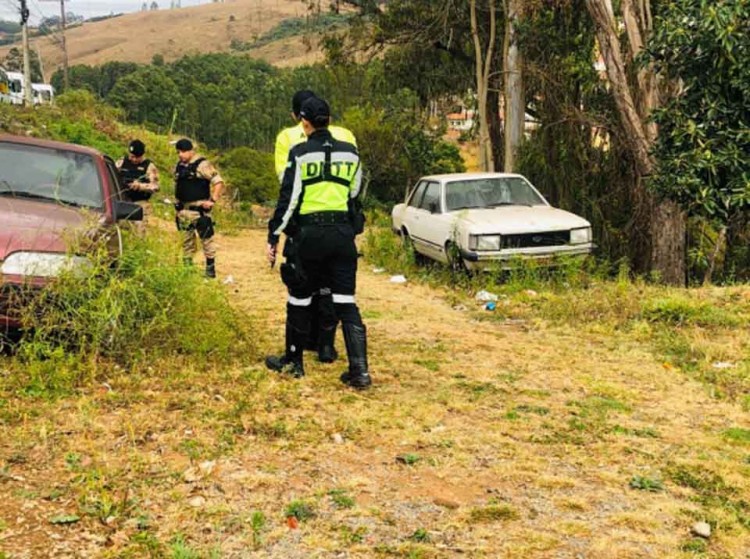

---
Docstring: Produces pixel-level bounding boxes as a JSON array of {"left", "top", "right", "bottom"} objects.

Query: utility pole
[
  {"left": 40, "top": 0, "right": 68, "bottom": 89},
  {"left": 20, "top": 0, "right": 34, "bottom": 105}
]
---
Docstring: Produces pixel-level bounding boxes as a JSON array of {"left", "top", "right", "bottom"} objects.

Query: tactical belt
[
  {"left": 298, "top": 211, "right": 349, "bottom": 226},
  {"left": 187, "top": 204, "right": 210, "bottom": 213}
]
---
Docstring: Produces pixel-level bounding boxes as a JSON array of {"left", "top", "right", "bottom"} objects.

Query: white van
[
  {"left": 32, "top": 83, "right": 54, "bottom": 105},
  {"left": 6, "top": 71, "right": 26, "bottom": 105},
  {"left": 0, "top": 68, "right": 12, "bottom": 104}
]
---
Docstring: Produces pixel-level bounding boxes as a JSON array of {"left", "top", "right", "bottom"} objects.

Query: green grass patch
[
  {"left": 468, "top": 503, "right": 519, "bottom": 523},
  {"left": 722, "top": 428, "right": 750, "bottom": 444},
  {"left": 284, "top": 500, "right": 316, "bottom": 522}
]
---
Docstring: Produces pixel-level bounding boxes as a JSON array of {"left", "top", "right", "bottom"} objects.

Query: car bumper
[
  {"left": 460, "top": 243, "right": 594, "bottom": 270},
  {"left": 0, "top": 276, "right": 47, "bottom": 331}
]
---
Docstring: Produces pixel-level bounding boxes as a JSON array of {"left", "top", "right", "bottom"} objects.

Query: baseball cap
[
  {"left": 292, "top": 89, "right": 316, "bottom": 117},
  {"left": 128, "top": 139, "right": 145, "bottom": 157},
  {"left": 175, "top": 138, "right": 194, "bottom": 151},
  {"left": 299, "top": 97, "right": 331, "bottom": 127}
]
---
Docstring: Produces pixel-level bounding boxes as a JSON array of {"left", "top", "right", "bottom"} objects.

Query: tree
[
  {"left": 646, "top": 0, "right": 750, "bottom": 282},
  {"left": 3, "top": 47, "right": 43, "bottom": 82},
  {"left": 150, "top": 2, "right": 159, "bottom": 10},
  {"left": 585, "top": 0, "right": 686, "bottom": 285},
  {"left": 107, "top": 66, "right": 181, "bottom": 126},
  {"left": 502, "top": 0, "right": 524, "bottom": 172},
  {"left": 470, "top": 0, "right": 497, "bottom": 171}
]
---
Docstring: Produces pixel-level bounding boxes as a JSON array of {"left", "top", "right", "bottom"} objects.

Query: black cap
[
  {"left": 299, "top": 97, "right": 331, "bottom": 128},
  {"left": 128, "top": 139, "right": 145, "bottom": 157},
  {"left": 292, "top": 89, "right": 316, "bottom": 117},
  {"left": 175, "top": 138, "right": 193, "bottom": 152}
]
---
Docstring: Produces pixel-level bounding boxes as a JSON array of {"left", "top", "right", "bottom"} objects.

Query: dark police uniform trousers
[{"left": 268, "top": 128, "right": 368, "bottom": 382}]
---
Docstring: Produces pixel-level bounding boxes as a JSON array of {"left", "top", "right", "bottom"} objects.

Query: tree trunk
[
  {"left": 585, "top": 0, "right": 686, "bottom": 285},
  {"left": 703, "top": 226, "right": 727, "bottom": 286},
  {"left": 503, "top": 0, "right": 524, "bottom": 172},
  {"left": 470, "top": 0, "right": 497, "bottom": 172}
]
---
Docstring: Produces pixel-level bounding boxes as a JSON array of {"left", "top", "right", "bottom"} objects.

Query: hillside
[{"left": 1, "top": 0, "right": 330, "bottom": 73}]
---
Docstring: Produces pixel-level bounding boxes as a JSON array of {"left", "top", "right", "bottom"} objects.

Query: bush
[
  {"left": 218, "top": 147, "right": 277, "bottom": 204},
  {"left": 10, "top": 229, "right": 253, "bottom": 395}
]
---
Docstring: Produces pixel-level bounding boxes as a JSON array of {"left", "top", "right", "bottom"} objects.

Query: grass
[{"left": 0, "top": 221, "right": 748, "bottom": 557}]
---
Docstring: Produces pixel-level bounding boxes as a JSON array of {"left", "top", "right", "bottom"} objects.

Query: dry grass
[
  {"left": 0, "top": 226, "right": 749, "bottom": 558},
  {"left": 0, "top": 0, "right": 326, "bottom": 72}
]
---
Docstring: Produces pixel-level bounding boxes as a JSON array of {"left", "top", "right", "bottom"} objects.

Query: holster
[
  {"left": 280, "top": 237, "right": 307, "bottom": 290},
  {"left": 348, "top": 199, "right": 365, "bottom": 235},
  {"left": 196, "top": 214, "right": 215, "bottom": 240}
]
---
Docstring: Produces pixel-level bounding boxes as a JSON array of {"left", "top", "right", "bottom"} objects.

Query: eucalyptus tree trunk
[
  {"left": 585, "top": 0, "right": 686, "bottom": 285},
  {"left": 470, "top": 0, "right": 497, "bottom": 172},
  {"left": 502, "top": 0, "right": 524, "bottom": 172}
]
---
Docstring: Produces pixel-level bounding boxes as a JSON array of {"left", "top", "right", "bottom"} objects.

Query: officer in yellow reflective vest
[
  {"left": 266, "top": 97, "right": 371, "bottom": 389},
  {"left": 274, "top": 90, "right": 358, "bottom": 364}
]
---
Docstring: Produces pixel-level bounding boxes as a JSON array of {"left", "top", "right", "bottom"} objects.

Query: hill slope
[{"left": 3, "top": 0, "right": 328, "bottom": 73}]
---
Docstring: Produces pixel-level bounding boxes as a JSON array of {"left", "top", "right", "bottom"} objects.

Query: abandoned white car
[{"left": 391, "top": 172, "right": 594, "bottom": 270}]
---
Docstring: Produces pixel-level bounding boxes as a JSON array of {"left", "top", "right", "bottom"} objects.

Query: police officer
[
  {"left": 265, "top": 97, "right": 371, "bottom": 389},
  {"left": 173, "top": 138, "right": 225, "bottom": 278},
  {"left": 274, "top": 90, "right": 358, "bottom": 364},
  {"left": 116, "top": 139, "right": 159, "bottom": 219}
]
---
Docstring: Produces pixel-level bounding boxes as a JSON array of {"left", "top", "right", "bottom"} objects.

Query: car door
[
  {"left": 401, "top": 180, "right": 427, "bottom": 241},
  {"left": 408, "top": 181, "right": 447, "bottom": 260}
]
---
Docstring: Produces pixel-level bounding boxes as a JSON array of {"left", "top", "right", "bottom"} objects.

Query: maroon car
[{"left": 0, "top": 134, "right": 142, "bottom": 331}]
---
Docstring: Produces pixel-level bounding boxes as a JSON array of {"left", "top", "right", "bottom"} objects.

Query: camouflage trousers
[{"left": 176, "top": 208, "right": 217, "bottom": 260}]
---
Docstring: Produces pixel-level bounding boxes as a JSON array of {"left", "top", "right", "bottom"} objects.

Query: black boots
[
  {"left": 340, "top": 323, "right": 371, "bottom": 389},
  {"left": 317, "top": 324, "right": 338, "bottom": 363},
  {"left": 265, "top": 354, "right": 304, "bottom": 378},
  {"left": 205, "top": 258, "right": 216, "bottom": 279},
  {"left": 265, "top": 321, "right": 307, "bottom": 378}
]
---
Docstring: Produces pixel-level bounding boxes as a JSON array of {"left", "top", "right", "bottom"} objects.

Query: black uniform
[{"left": 266, "top": 127, "right": 370, "bottom": 388}]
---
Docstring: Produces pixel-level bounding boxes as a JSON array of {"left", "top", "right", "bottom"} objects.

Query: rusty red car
[{"left": 0, "top": 134, "right": 142, "bottom": 331}]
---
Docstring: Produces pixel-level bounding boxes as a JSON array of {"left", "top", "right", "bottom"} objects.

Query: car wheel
[{"left": 446, "top": 242, "right": 468, "bottom": 273}]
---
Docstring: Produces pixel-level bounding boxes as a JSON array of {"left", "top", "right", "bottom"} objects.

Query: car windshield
[
  {"left": 445, "top": 177, "right": 546, "bottom": 211},
  {"left": 0, "top": 142, "right": 103, "bottom": 209}
]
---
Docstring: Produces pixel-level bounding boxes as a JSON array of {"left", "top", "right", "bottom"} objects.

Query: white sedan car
[{"left": 391, "top": 172, "right": 594, "bottom": 270}]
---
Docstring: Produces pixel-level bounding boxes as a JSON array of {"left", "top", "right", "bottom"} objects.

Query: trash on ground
[
  {"left": 390, "top": 275, "right": 407, "bottom": 284},
  {"left": 222, "top": 275, "right": 235, "bottom": 285},
  {"left": 372, "top": 267, "right": 386, "bottom": 274},
  {"left": 712, "top": 361, "right": 735, "bottom": 369},
  {"left": 475, "top": 290, "right": 498, "bottom": 302},
  {"left": 485, "top": 301, "right": 496, "bottom": 311}
]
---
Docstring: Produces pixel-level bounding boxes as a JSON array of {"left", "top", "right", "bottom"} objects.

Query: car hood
[
  {"left": 0, "top": 197, "right": 101, "bottom": 260},
  {"left": 452, "top": 206, "right": 590, "bottom": 234}
]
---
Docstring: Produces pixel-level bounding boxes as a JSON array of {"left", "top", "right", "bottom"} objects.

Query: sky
[{"left": 0, "top": 0, "right": 213, "bottom": 25}]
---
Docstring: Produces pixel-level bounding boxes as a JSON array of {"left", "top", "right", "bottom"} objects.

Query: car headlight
[
  {"left": 469, "top": 234, "right": 502, "bottom": 251},
  {"left": 1, "top": 252, "right": 91, "bottom": 278},
  {"left": 570, "top": 227, "right": 592, "bottom": 245}
]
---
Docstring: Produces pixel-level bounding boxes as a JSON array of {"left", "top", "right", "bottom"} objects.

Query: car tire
[{"left": 446, "top": 242, "right": 468, "bottom": 274}]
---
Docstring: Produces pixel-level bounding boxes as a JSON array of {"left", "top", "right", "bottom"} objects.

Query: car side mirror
[{"left": 115, "top": 200, "right": 144, "bottom": 221}]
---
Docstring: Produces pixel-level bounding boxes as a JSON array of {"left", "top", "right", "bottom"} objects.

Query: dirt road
[{"left": 1, "top": 227, "right": 748, "bottom": 558}]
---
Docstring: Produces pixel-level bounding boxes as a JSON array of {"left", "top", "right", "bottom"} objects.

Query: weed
[
  {"left": 612, "top": 425, "right": 660, "bottom": 438},
  {"left": 468, "top": 503, "right": 519, "bottom": 522},
  {"left": 249, "top": 510, "right": 265, "bottom": 548},
  {"left": 169, "top": 534, "right": 201, "bottom": 559},
  {"left": 629, "top": 475, "right": 665, "bottom": 492},
  {"left": 680, "top": 538, "right": 708, "bottom": 553},
  {"left": 642, "top": 297, "right": 740, "bottom": 327},
  {"left": 396, "top": 453, "right": 421, "bottom": 466},
  {"left": 285, "top": 500, "right": 315, "bottom": 522},
  {"left": 723, "top": 428, "right": 750, "bottom": 444},
  {"left": 514, "top": 404, "right": 550, "bottom": 416},
  {"left": 409, "top": 528, "right": 430, "bottom": 543},
  {"left": 329, "top": 489, "right": 356, "bottom": 509},
  {"left": 341, "top": 525, "right": 368, "bottom": 544}
]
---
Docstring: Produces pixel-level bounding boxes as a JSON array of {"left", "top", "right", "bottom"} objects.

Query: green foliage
[
  {"left": 0, "top": 20, "right": 21, "bottom": 34},
  {"left": 284, "top": 500, "right": 315, "bottom": 522},
  {"left": 328, "top": 489, "right": 356, "bottom": 509},
  {"left": 7, "top": 230, "right": 251, "bottom": 396},
  {"left": 641, "top": 297, "right": 741, "bottom": 327},
  {"left": 723, "top": 428, "right": 750, "bottom": 444},
  {"left": 629, "top": 475, "right": 664, "bottom": 492},
  {"left": 468, "top": 504, "right": 519, "bottom": 523},
  {"left": 235, "top": 13, "right": 352, "bottom": 50},
  {"left": 647, "top": 0, "right": 750, "bottom": 224},
  {"left": 107, "top": 66, "right": 182, "bottom": 127},
  {"left": 217, "top": 147, "right": 277, "bottom": 203}
]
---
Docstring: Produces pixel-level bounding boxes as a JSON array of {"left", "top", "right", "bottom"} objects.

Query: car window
[
  {"left": 445, "top": 177, "right": 546, "bottom": 211},
  {"left": 408, "top": 181, "right": 427, "bottom": 208},
  {"left": 0, "top": 142, "right": 103, "bottom": 209},
  {"left": 419, "top": 182, "right": 441, "bottom": 213}
]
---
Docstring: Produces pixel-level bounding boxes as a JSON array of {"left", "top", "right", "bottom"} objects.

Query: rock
[
  {"left": 188, "top": 496, "right": 206, "bottom": 508},
  {"left": 332, "top": 433, "right": 344, "bottom": 444},
  {"left": 691, "top": 521, "right": 711, "bottom": 539}
]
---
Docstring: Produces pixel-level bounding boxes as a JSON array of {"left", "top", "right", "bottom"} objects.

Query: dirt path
[{"left": 1, "top": 227, "right": 748, "bottom": 558}]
